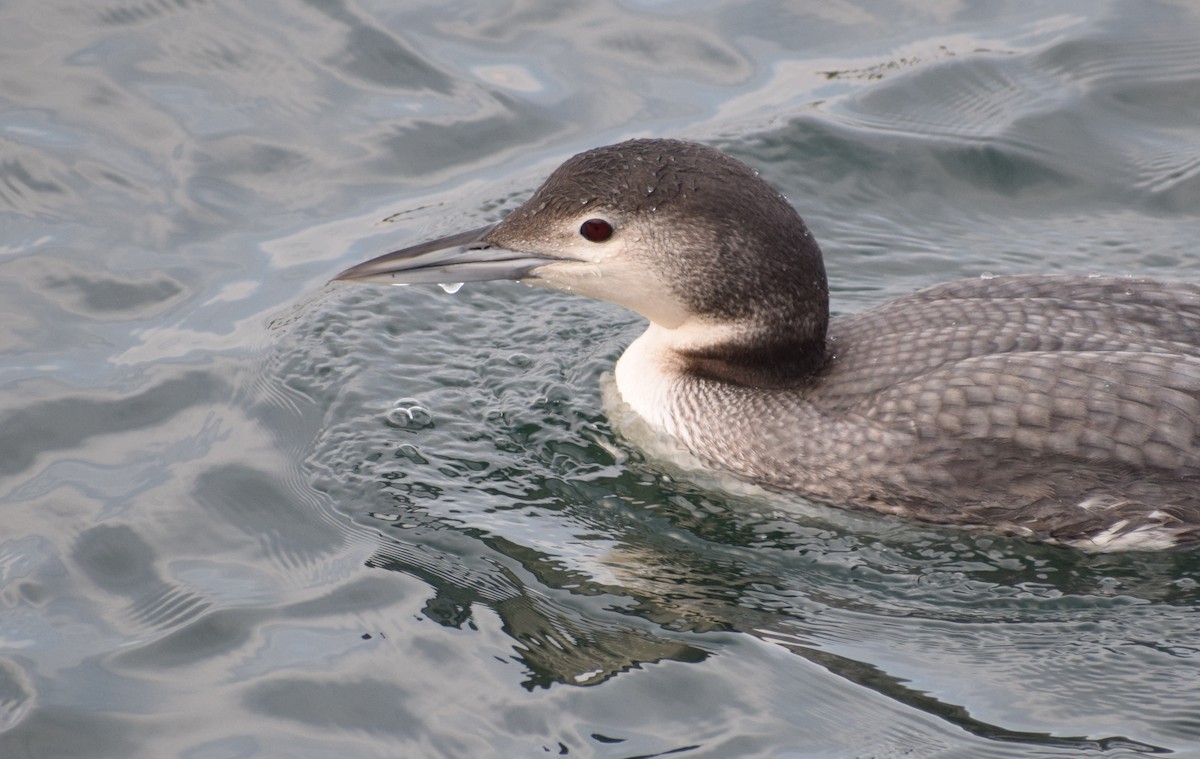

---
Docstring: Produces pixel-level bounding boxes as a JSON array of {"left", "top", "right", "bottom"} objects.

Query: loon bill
[{"left": 337, "top": 138, "right": 1200, "bottom": 552}]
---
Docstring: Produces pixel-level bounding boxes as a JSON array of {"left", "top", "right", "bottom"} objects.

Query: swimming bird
[{"left": 337, "top": 138, "right": 1200, "bottom": 550}]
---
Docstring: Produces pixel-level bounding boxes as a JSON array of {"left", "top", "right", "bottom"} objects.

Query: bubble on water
[
  {"left": 385, "top": 399, "right": 434, "bottom": 431},
  {"left": 394, "top": 443, "right": 428, "bottom": 464}
]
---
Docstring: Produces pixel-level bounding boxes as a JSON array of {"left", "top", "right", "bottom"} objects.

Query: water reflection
[{"left": 348, "top": 437, "right": 1189, "bottom": 752}]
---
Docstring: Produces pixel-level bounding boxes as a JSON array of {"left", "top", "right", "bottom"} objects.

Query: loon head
[{"left": 337, "top": 138, "right": 831, "bottom": 386}]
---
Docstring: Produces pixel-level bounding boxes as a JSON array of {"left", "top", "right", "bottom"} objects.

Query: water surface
[{"left": 2, "top": 1, "right": 1200, "bottom": 756}]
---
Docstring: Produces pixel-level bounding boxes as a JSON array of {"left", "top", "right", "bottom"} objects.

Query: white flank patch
[{"left": 1072, "top": 521, "right": 1181, "bottom": 552}]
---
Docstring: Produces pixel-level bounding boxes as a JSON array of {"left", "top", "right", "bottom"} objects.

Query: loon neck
[
  {"left": 678, "top": 331, "right": 827, "bottom": 388},
  {"left": 645, "top": 314, "right": 829, "bottom": 390}
]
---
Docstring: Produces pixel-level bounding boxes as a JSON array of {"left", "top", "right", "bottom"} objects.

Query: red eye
[{"left": 579, "top": 218, "right": 613, "bottom": 242}]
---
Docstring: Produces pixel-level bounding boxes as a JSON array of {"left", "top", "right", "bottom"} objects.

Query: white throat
[
  {"left": 614, "top": 324, "right": 682, "bottom": 437},
  {"left": 613, "top": 319, "right": 748, "bottom": 438}
]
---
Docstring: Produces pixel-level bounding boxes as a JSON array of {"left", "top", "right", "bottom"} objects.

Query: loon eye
[{"left": 579, "top": 218, "right": 613, "bottom": 243}]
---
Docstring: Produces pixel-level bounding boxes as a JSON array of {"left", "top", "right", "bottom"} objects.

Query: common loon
[{"left": 337, "top": 138, "right": 1200, "bottom": 551}]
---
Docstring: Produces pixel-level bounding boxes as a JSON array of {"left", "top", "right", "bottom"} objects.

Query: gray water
[{"left": 3, "top": 2, "right": 1200, "bottom": 757}]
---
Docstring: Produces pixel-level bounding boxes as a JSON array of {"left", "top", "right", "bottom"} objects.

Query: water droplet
[
  {"left": 439, "top": 282, "right": 464, "bottom": 294},
  {"left": 979, "top": 271, "right": 994, "bottom": 280}
]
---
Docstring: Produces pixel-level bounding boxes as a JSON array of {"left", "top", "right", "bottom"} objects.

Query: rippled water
[{"left": 3, "top": 1, "right": 1200, "bottom": 757}]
